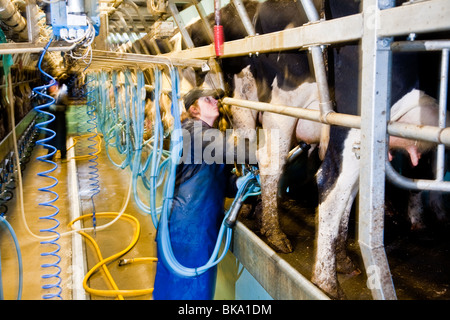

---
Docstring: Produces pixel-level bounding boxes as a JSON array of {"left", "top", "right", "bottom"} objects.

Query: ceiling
[{"left": 105, "top": 0, "right": 194, "bottom": 34}]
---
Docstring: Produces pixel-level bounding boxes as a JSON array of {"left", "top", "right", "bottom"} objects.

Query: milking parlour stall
[{"left": 0, "top": 0, "right": 449, "bottom": 311}]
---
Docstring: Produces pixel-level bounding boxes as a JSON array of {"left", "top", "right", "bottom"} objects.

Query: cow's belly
[{"left": 270, "top": 80, "right": 323, "bottom": 144}]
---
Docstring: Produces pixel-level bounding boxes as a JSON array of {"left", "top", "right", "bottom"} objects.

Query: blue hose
[
  {"left": 87, "top": 66, "right": 261, "bottom": 279},
  {"left": 85, "top": 73, "right": 100, "bottom": 230},
  {"left": 153, "top": 67, "right": 262, "bottom": 278},
  {"left": 129, "top": 70, "right": 153, "bottom": 215},
  {"left": 104, "top": 71, "right": 132, "bottom": 169},
  {"left": 154, "top": 67, "right": 261, "bottom": 278},
  {"left": 148, "top": 68, "right": 166, "bottom": 227},
  {"left": 158, "top": 164, "right": 260, "bottom": 277},
  {"left": 32, "top": 37, "right": 62, "bottom": 299},
  {"left": 0, "top": 215, "right": 23, "bottom": 300}
]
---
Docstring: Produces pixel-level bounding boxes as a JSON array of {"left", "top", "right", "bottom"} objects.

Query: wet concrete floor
[{"left": 240, "top": 196, "right": 450, "bottom": 300}]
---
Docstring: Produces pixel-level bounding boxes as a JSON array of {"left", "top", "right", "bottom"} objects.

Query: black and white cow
[{"left": 310, "top": 0, "right": 449, "bottom": 299}]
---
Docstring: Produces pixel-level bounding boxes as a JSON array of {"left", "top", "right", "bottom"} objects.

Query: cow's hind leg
[
  {"left": 230, "top": 66, "right": 260, "bottom": 219},
  {"left": 335, "top": 190, "right": 361, "bottom": 276},
  {"left": 312, "top": 129, "right": 360, "bottom": 299},
  {"left": 312, "top": 185, "right": 357, "bottom": 299},
  {"left": 257, "top": 112, "right": 297, "bottom": 253}
]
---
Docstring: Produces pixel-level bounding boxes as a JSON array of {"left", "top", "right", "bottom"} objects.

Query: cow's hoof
[
  {"left": 312, "top": 277, "right": 346, "bottom": 300},
  {"left": 238, "top": 203, "right": 254, "bottom": 219},
  {"left": 336, "top": 255, "right": 360, "bottom": 276},
  {"left": 266, "top": 231, "right": 293, "bottom": 253}
]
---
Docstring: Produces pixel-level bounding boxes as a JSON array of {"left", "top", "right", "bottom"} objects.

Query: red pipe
[{"left": 214, "top": 0, "right": 224, "bottom": 56}]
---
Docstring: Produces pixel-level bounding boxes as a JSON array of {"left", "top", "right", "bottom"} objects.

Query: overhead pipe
[
  {"left": 117, "top": 6, "right": 151, "bottom": 55},
  {"left": 232, "top": 0, "right": 255, "bottom": 36},
  {"left": 91, "top": 49, "right": 209, "bottom": 70},
  {"left": 191, "top": 0, "right": 214, "bottom": 43},
  {"left": 298, "top": 0, "right": 334, "bottom": 159},
  {"left": 0, "top": 41, "right": 76, "bottom": 54},
  {"left": 299, "top": 0, "right": 334, "bottom": 118},
  {"left": 123, "top": 0, "right": 151, "bottom": 34},
  {"left": 112, "top": 11, "right": 142, "bottom": 54},
  {"left": 0, "top": 0, "right": 28, "bottom": 41}
]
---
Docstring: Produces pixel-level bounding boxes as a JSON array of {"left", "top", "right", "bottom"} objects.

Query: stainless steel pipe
[{"left": 223, "top": 96, "right": 450, "bottom": 147}]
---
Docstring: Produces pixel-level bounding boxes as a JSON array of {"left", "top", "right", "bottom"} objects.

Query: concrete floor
[
  {"left": 73, "top": 134, "right": 158, "bottom": 300},
  {"left": 240, "top": 196, "right": 450, "bottom": 300},
  {"left": 1, "top": 141, "right": 73, "bottom": 299}
]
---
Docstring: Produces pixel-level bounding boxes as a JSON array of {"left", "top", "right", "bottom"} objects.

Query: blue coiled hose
[
  {"left": 32, "top": 38, "right": 62, "bottom": 299},
  {"left": 0, "top": 215, "right": 23, "bottom": 300},
  {"left": 85, "top": 73, "right": 101, "bottom": 230}
]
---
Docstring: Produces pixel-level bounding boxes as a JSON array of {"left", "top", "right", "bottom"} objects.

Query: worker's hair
[{"left": 180, "top": 100, "right": 201, "bottom": 122}]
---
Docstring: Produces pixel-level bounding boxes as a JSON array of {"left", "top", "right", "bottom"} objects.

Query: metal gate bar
[
  {"left": 386, "top": 41, "right": 450, "bottom": 191},
  {"left": 358, "top": 0, "right": 397, "bottom": 300}
]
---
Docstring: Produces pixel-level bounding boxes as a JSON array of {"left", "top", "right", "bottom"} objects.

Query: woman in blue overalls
[{"left": 153, "top": 88, "right": 248, "bottom": 300}]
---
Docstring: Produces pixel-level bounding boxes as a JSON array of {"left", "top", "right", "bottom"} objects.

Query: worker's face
[{"left": 198, "top": 96, "right": 219, "bottom": 121}]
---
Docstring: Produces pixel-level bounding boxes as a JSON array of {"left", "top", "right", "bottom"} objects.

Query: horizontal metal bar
[
  {"left": 379, "top": 0, "right": 450, "bottom": 37},
  {"left": 167, "top": 1, "right": 450, "bottom": 61},
  {"left": 223, "top": 97, "right": 450, "bottom": 147},
  {"left": 232, "top": 221, "right": 329, "bottom": 300},
  {"left": 387, "top": 120, "right": 450, "bottom": 146},
  {"left": 223, "top": 97, "right": 361, "bottom": 128},
  {"left": 166, "top": 13, "right": 364, "bottom": 60},
  {"left": 391, "top": 40, "right": 450, "bottom": 52},
  {"left": 386, "top": 159, "right": 450, "bottom": 191},
  {"left": 0, "top": 42, "right": 76, "bottom": 54},
  {"left": 92, "top": 49, "right": 209, "bottom": 70}
]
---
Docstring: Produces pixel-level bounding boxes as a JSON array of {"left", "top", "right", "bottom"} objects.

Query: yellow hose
[
  {"left": 69, "top": 212, "right": 157, "bottom": 299},
  {"left": 66, "top": 132, "right": 103, "bottom": 161},
  {"left": 119, "top": 257, "right": 158, "bottom": 266},
  {"left": 66, "top": 130, "right": 156, "bottom": 299}
]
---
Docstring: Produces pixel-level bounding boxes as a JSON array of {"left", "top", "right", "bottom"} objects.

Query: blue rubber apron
[{"left": 153, "top": 119, "right": 233, "bottom": 300}]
